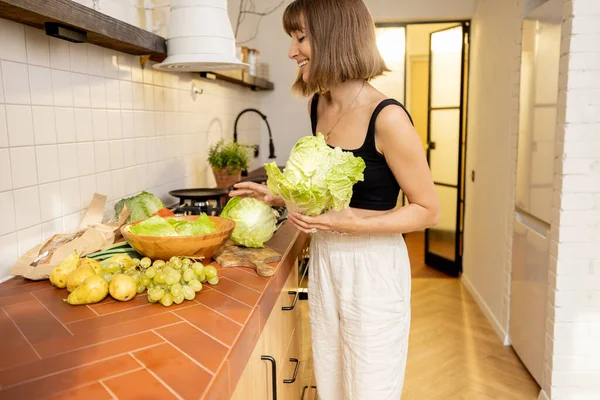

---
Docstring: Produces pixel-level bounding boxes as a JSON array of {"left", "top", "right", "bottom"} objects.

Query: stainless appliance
[{"left": 509, "top": 0, "right": 562, "bottom": 386}]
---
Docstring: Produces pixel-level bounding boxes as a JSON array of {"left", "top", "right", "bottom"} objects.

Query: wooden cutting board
[{"left": 214, "top": 240, "right": 281, "bottom": 277}]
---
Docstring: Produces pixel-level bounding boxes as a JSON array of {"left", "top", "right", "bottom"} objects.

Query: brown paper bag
[{"left": 10, "top": 193, "right": 130, "bottom": 281}]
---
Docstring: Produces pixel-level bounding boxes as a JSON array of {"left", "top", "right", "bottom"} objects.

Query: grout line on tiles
[
  {"left": 204, "top": 287, "right": 254, "bottom": 310},
  {"left": 99, "top": 381, "right": 118, "bottom": 400},
  {"left": 210, "top": 286, "right": 259, "bottom": 309},
  {"left": 3, "top": 343, "right": 164, "bottom": 389},
  {"left": 180, "top": 319, "right": 231, "bottom": 349},
  {"left": 40, "top": 324, "right": 182, "bottom": 359},
  {"left": 86, "top": 304, "right": 99, "bottom": 316},
  {"left": 151, "top": 330, "right": 216, "bottom": 376},
  {"left": 193, "top": 300, "right": 243, "bottom": 327},
  {"left": 218, "top": 275, "right": 262, "bottom": 294},
  {"left": 7, "top": 144, "right": 17, "bottom": 240},
  {"left": 57, "top": 381, "right": 122, "bottom": 400},
  {"left": 31, "top": 292, "right": 74, "bottom": 335},
  {"left": 97, "top": 366, "right": 145, "bottom": 383},
  {"left": 1, "top": 307, "right": 42, "bottom": 359},
  {"left": 92, "top": 298, "right": 197, "bottom": 317},
  {"left": 129, "top": 354, "right": 185, "bottom": 400},
  {"left": 202, "top": 358, "right": 230, "bottom": 399}
]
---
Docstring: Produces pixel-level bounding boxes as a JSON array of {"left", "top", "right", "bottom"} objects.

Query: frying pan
[
  {"left": 168, "top": 188, "right": 228, "bottom": 205},
  {"left": 168, "top": 175, "right": 269, "bottom": 206}
]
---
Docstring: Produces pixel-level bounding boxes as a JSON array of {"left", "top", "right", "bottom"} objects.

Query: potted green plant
[{"left": 208, "top": 139, "right": 250, "bottom": 189}]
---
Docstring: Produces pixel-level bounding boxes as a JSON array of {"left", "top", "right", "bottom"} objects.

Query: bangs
[{"left": 282, "top": 1, "right": 304, "bottom": 35}]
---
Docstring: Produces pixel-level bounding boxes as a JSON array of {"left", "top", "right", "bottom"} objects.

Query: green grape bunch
[{"left": 138, "top": 256, "right": 220, "bottom": 307}]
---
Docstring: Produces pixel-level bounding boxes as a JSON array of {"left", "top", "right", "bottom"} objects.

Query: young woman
[{"left": 229, "top": 0, "right": 439, "bottom": 398}]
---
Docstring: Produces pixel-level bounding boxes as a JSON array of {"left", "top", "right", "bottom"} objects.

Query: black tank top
[{"left": 310, "top": 93, "right": 414, "bottom": 211}]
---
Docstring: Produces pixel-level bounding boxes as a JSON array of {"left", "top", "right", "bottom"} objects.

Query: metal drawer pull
[
  {"left": 283, "top": 358, "right": 300, "bottom": 384},
  {"left": 261, "top": 355, "right": 277, "bottom": 400},
  {"left": 301, "top": 385, "right": 318, "bottom": 399},
  {"left": 282, "top": 290, "right": 299, "bottom": 311}
]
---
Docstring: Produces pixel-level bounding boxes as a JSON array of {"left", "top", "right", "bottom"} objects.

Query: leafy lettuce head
[
  {"left": 265, "top": 133, "right": 365, "bottom": 216},
  {"left": 114, "top": 191, "right": 165, "bottom": 223},
  {"left": 220, "top": 197, "right": 279, "bottom": 248}
]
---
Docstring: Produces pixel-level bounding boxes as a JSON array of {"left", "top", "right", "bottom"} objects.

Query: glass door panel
[
  {"left": 425, "top": 24, "right": 466, "bottom": 276},
  {"left": 429, "top": 109, "right": 460, "bottom": 186},
  {"left": 372, "top": 27, "right": 406, "bottom": 104},
  {"left": 429, "top": 185, "right": 457, "bottom": 262}
]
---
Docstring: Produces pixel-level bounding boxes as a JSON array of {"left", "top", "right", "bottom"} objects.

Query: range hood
[{"left": 153, "top": 0, "right": 247, "bottom": 72}]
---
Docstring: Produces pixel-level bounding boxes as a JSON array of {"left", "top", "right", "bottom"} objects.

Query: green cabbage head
[
  {"left": 221, "top": 197, "right": 279, "bottom": 248},
  {"left": 265, "top": 133, "right": 366, "bottom": 216}
]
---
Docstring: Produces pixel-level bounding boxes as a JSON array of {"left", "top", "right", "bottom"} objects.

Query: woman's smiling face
[{"left": 288, "top": 25, "right": 312, "bottom": 83}]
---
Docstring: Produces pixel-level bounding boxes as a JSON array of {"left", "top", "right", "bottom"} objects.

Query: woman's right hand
[{"left": 229, "top": 182, "right": 285, "bottom": 207}]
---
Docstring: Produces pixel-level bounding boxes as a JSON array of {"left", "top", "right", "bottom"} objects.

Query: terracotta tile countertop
[{"left": 0, "top": 222, "right": 307, "bottom": 400}]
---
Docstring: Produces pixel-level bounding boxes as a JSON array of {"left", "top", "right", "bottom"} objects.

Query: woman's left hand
[{"left": 287, "top": 208, "right": 360, "bottom": 234}]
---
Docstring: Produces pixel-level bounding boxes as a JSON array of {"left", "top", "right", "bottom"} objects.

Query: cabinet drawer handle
[
  {"left": 261, "top": 355, "right": 277, "bottom": 400},
  {"left": 301, "top": 385, "right": 318, "bottom": 400},
  {"left": 282, "top": 291, "right": 299, "bottom": 311},
  {"left": 283, "top": 358, "right": 300, "bottom": 384}
]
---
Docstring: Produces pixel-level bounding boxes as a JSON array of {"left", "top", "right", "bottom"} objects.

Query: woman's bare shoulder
[{"left": 375, "top": 101, "right": 415, "bottom": 141}]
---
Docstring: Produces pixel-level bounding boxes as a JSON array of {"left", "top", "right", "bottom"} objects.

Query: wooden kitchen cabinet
[
  {"left": 231, "top": 261, "right": 302, "bottom": 399},
  {"left": 303, "top": 372, "right": 318, "bottom": 400},
  {"left": 230, "top": 333, "right": 269, "bottom": 400},
  {"left": 279, "top": 327, "right": 302, "bottom": 399}
]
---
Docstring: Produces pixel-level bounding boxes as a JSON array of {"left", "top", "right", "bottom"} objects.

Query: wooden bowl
[{"left": 120, "top": 216, "right": 235, "bottom": 261}]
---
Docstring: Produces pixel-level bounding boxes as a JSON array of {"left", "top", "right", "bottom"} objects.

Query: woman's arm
[
  {"left": 228, "top": 181, "right": 286, "bottom": 207},
  {"left": 288, "top": 105, "right": 440, "bottom": 235},
  {"left": 358, "top": 105, "right": 440, "bottom": 233}
]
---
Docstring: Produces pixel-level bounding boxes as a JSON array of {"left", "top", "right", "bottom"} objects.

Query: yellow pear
[
  {"left": 79, "top": 258, "right": 103, "bottom": 275},
  {"left": 109, "top": 274, "right": 137, "bottom": 302},
  {"left": 65, "top": 275, "right": 108, "bottom": 305},
  {"left": 66, "top": 265, "right": 97, "bottom": 292},
  {"left": 49, "top": 252, "right": 80, "bottom": 289}
]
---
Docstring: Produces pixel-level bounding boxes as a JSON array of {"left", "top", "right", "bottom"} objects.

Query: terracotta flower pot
[{"left": 212, "top": 166, "right": 242, "bottom": 189}]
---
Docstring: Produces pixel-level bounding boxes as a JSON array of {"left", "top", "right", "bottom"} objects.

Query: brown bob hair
[{"left": 283, "top": 0, "right": 388, "bottom": 96}]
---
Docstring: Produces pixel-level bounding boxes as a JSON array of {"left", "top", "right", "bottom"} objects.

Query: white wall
[
  {"left": 460, "top": 0, "right": 523, "bottom": 345},
  {"left": 543, "top": 0, "right": 600, "bottom": 397},
  {"left": 464, "top": 0, "right": 600, "bottom": 397},
  {"left": 0, "top": 2, "right": 265, "bottom": 282},
  {"left": 367, "top": 0, "right": 475, "bottom": 22},
  {"left": 72, "top": 0, "right": 149, "bottom": 32},
  {"left": 253, "top": 0, "right": 475, "bottom": 167}
]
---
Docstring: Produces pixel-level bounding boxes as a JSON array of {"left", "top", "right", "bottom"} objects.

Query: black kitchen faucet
[{"left": 233, "top": 108, "right": 276, "bottom": 176}]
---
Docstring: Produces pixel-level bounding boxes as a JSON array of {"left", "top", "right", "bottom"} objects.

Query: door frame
[
  {"left": 425, "top": 22, "right": 470, "bottom": 276},
  {"left": 375, "top": 19, "right": 472, "bottom": 275}
]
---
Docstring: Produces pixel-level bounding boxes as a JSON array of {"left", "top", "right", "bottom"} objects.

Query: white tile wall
[
  {"left": 0, "top": 17, "right": 264, "bottom": 282},
  {"left": 544, "top": 0, "right": 600, "bottom": 397}
]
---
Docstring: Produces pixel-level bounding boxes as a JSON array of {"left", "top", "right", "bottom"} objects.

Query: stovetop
[{"left": 170, "top": 200, "right": 223, "bottom": 216}]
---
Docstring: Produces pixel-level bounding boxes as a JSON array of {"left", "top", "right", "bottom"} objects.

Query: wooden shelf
[
  {"left": 199, "top": 70, "right": 275, "bottom": 91},
  {"left": 0, "top": 0, "right": 274, "bottom": 92},
  {"left": 0, "top": 0, "right": 166, "bottom": 57}
]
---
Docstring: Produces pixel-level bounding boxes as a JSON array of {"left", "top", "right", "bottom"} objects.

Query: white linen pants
[{"left": 308, "top": 231, "right": 411, "bottom": 400}]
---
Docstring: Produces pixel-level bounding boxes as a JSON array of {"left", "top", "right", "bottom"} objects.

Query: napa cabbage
[{"left": 265, "top": 133, "right": 365, "bottom": 216}]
